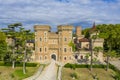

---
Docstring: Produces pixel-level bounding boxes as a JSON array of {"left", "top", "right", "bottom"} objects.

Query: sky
[{"left": 0, "top": 0, "right": 120, "bottom": 31}]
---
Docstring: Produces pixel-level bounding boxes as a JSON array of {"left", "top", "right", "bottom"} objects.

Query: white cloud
[{"left": 0, "top": 0, "right": 120, "bottom": 31}]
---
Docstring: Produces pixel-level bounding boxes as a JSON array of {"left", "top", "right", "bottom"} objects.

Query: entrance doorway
[{"left": 51, "top": 54, "right": 56, "bottom": 60}]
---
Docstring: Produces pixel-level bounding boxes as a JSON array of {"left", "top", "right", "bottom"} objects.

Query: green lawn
[
  {"left": 62, "top": 68, "right": 116, "bottom": 80},
  {"left": 0, "top": 66, "right": 39, "bottom": 80}
]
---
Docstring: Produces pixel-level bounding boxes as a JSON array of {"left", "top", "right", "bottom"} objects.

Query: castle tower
[
  {"left": 58, "top": 25, "right": 73, "bottom": 63},
  {"left": 76, "top": 26, "right": 82, "bottom": 37},
  {"left": 34, "top": 25, "right": 51, "bottom": 62},
  {"left": 76, "top": 26, "right": 84, "bottom": 39}
]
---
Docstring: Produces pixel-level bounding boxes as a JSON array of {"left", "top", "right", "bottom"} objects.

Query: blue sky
[{"left": 0, "top": 0, "right": 120, "bottom": 31}]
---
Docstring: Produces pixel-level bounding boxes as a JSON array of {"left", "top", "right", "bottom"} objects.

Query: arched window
[
  {"left": 40, "top": 37, "right": 42, "bottom": 41},
  {"left": 64, "top": 37, "right": 67, "bottom": 41},
  {"left": 64, "top": 57, "right": 67, "bottom": 60},
  {"left": 64, "top": 48, "right": 67, "bottom": 52},
  {"left": 45, "top": 56, "right": 47, "bottom": 59},
  {"left": 40, "top": 56, "right": 42, "bottom": 60},
  {"left": 40, "top": 48, "right": 42, "bottom": 52}
]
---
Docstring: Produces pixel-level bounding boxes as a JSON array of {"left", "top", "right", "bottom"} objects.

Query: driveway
[{"left": 36, "top": 60, "right": 57, "bottom": 80}]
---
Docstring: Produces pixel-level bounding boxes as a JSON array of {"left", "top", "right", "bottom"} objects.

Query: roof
[
  {"left": 27, "top": 40, "right": 34, "bottom": 43},
  {"left": 79, "top": 38, "right": 89, "bottom": 42},
  {"left": 89, "top": 22, "right": 98, "bottom": 33}
]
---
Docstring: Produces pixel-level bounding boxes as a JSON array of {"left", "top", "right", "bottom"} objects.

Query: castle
[
  {"left": 34, "top": 24, "right": 104, "bottom": 63},
  {"left": 34, "top": 25, "right": 73, "bottom": 63}
]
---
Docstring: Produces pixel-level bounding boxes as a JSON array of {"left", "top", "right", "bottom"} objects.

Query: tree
[
  {"left": 85, "top": 53, "right": 90, "bottom": 63},
  {"left": 18, "top": 28, "right": 33, "bottom": 74},
  {"left": 0, "top": 31, "right": 7, "bottom": 60},
  {"left": 93, "top": 47, "right": 103, "bottom": 57},
  {"left": 69, "top": 41, "right": 77, "bottom": 52},
  {"left": 89, "top": 33, "right": 98, "bottom": 71},
  {"left": 105, "top": 50, "right": 116, "bottom": 71},
  {"left": 2, "top": 23, "right": 22, "bottom": 69}
]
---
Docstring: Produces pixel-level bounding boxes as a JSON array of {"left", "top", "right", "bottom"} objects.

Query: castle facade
[{"left": 34, "top": 25, "right": 74, "bottom": 63}]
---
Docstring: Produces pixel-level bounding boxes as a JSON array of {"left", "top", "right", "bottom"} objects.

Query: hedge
[
  {"left": 64, "top": 63, "right": 106, "bottom": 69},
  {"left": 0, "top": 61, "right": 38, "bottom": 67},
  {"left": 64, "top": 63, "right": 120, "bottom": 75}
]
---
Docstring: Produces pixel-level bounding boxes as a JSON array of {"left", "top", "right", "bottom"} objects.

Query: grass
[
  {"left": 62, "top": 68, "right": 116, "bottom": 80},
  {"left": 0, "top": 65, "right": 39, "bottom": 80}
]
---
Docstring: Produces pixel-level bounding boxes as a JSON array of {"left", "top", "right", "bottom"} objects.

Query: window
[
  {"left": 45, "top": 47, "right": 47, "bottom": 52},
  {"left": 40, "top": 37, "right": 42, "bottom": 41},
  {"left": 44, "top": 38, "right": 47, "bottom": 42},
  {"left": 64, "top": 48, "right": 67, "bottom": 52},
  {"left": 40, "top": 56, "right": 42, "bottom": 60},
  {"left": 44, "top": 32, "right": 47, "bottom": 36},
  {"left": 40, "top": 48, "right": 42, "bottom": 52},
  {"left": 70, "top": 48, "right": 72, "bottom": 52},
  {"left": 64, "top": 37, "right": 67, "bottom": 41},
  {"left": 45, "top": 56, "right": 47, "bottom": 59},
  {"left": 64, "top": 57, "right": 66, "bottom": 60}
]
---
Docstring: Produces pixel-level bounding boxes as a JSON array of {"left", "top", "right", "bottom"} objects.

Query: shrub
[
  {"left": 10, "top": 73, "right": 15, "bottom": 78},
  {"left": 114, "top": 73, "right": 120, "bottom": 80},
  {"left": 0, "top": 61, "right": 37, "bottom": 67},
  {"left": 64, "top": 63, "right": 106, "bottom": 69},
  {"left": 70, "top": 72, "right": 78, "bottom": 79}
]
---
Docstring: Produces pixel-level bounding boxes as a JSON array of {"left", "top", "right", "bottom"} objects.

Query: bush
[
  {"left": 0, "top": 61, "right": 37, "bottom": 67},
  {"left": 109, "top": 64, "right": 120, "bottom": 75},
  {"left": 70, "top": 72, "right": 78, "bottom": 79},
  {"left": 64, "top": 63, "right": 120, "bottom": 79},
  {"left": 64, "top": 63, "right": 106, "bottom": 69}
]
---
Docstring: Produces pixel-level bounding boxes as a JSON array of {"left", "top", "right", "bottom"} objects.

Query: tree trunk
[
  {"left": 90, "top": 39, "right": 93, "bottom": 71},
  {"left": 23, "top": 41, "right": 26, "bottom": 74},
  {"left": 106, "top": 43, "right": 112, "bottom": 71},
  {"left": 12, "top": 60, "right": 15, "bottom": 69},
  {"left": 12, "top": 39, "right": 15, "bottom": 69},
  {"left": 23, "top": 60, "right": 26, "bottom": 74},
  {"left": 106, "top": 55, "right": 109, "bottom": 71}
]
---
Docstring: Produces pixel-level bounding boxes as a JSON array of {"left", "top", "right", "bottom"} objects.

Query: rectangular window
[
  {"left": 64, "top": 37, "right": 67, "bottom": 41},
  {"left": 40, "top": 37, "right": 42, "bottom": 41},
  {"left": 40, "top": 48, "right": 42, "bottom": 52},
  {"left": 64, "top": 48, "right": 67, "bottom": 52},
  {"left": 44, "top": 32, "right": 47, "bottom": 36},
  {"left": 45, "top": 47, "right": 47, "bottom": 52},
  {"left": 44, "top": 38, "right": 47, "bottom": 42}
]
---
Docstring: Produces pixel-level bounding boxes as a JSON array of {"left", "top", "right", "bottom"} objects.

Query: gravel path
[{"left": 36, "top": 60, "right": 57, "bottom": 80}]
